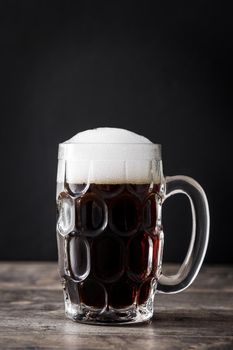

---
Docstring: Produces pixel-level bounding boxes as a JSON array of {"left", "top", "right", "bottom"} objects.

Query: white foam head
[
  {"left": 65, "top": 127, "right": 152, "bottom": 144},
  {"left": 57, "top": 128, "right": 162, "bottom": 184}
]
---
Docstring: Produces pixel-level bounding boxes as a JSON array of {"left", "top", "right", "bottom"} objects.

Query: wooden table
[{"left": 0, "top": 263, "right": 232, "bottom": 349}]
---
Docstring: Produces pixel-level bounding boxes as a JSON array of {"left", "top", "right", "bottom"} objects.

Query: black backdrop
[{"left": 0, "top": 1, "right": 232, "bottom": 262}]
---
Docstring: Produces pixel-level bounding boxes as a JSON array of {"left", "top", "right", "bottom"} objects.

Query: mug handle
[{"left": 157, "top": 175, "right": 210, "bottom": 294}]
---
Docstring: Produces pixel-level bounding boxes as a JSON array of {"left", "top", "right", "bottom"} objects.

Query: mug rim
[
  {"left": 58, "top": 143, "right": 162, "bottom": 161},
  {"left": 61, "top": 142, "right": 161, "bottom": 146}
]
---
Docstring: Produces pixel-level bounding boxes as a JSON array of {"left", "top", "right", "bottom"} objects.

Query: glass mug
[{"left": 56, "top": 129, "right": 209, "bottom": 324}]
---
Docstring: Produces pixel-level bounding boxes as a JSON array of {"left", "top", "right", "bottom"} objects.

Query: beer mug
[{"left": 56, "top": 128, "right": 209, "bottom": 324}]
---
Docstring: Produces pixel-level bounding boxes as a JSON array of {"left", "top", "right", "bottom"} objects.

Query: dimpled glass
[{"left": 56, "top": 162, "right": 164, "bottom": 324}]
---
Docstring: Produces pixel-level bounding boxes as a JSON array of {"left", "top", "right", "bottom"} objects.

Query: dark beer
[{"left": 57, "top": 183, "right": 161, "bottom": 311}]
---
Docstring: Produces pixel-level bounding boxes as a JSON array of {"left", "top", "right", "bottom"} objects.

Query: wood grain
[{"left": 0, "top": 263, "right": 232, "bottom": 350}]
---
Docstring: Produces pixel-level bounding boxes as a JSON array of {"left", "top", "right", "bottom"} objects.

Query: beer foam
[
  {"left": 65, "top": 127, "right": 151, "bottom": 144},
  {"left": 57, "top": 128, "right": 162, "bottom": 184}
]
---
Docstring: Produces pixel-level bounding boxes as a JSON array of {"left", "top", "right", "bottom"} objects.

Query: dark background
[{"left": 0, "top": 1, "right": 232, "bottom": 263}]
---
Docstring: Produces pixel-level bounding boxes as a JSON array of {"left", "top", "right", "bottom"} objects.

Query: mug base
[{"left": 64, "top": 299, "right": 154, "bottom": 325}]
